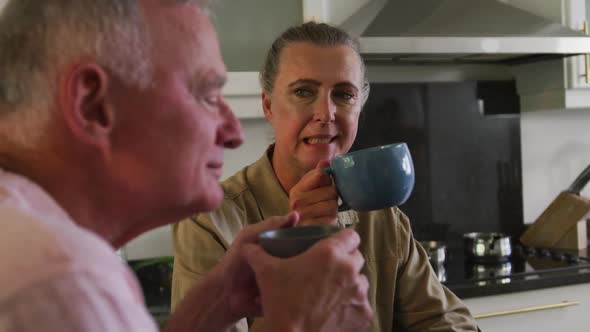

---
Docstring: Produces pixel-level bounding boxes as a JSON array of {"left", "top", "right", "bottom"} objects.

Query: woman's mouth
[{"left": 304, "top": 136, "right": 336, "bottom": 145}]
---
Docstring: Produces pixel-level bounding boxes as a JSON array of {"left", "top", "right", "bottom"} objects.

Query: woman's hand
[{"left": 289, "top": 160, "right": 339, "bottom": 226}]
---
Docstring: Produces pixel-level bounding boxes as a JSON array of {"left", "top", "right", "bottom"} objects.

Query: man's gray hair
[
  {"left": 0, "top": 0, "right": 153, "bottom": 112},
  {"left": 259, "top": 21, "right": 370, "bottom": 105},
  {"left": 0, "top": 0, "right": 208, "bottom": 112}
]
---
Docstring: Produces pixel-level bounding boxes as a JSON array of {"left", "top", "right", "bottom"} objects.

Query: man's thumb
[{"left": 243, "top": 243, "right": 274, "bottom": 274}]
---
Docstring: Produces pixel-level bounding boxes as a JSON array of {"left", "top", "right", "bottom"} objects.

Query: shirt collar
[
  {"left": 0, "top": 167, "right": 75, "bottom": 226},
  {"left": 245, "top": 145, "right": 291, "bottom": 220}
]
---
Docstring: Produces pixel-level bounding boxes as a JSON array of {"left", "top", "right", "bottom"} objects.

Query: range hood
[{"left": 340, "top": 0, "right": 590, "bottom": 65}]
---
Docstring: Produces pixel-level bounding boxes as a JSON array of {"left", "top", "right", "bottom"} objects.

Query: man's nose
[
  {"left": 313, "top": 93, "right": 336, "bottom": 123},
  {"left": 217, "top": 98, "right": 244, "bottom": 149}
]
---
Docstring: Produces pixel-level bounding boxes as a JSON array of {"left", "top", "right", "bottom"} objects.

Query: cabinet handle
[
  {"left": 474, "top": 301, "right": 580, "bottom": 320},
  {"left": 585, "top": 53, "right": 589, "bottom": 84},
  {"left": 581, "top": 21, "right": 589, "bottom": 84}
]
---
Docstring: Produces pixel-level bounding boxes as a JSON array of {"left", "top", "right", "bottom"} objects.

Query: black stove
[{"left": 434, "top": 243, "right": 590, "bottom": 298}]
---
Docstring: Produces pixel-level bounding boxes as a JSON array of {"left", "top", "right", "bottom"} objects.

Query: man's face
[
  {"left": 264, "top": 42, "right": 364, "bottom": 176},
  {"left": 108, "top": 4, "right": 242, "bottom": 219}
]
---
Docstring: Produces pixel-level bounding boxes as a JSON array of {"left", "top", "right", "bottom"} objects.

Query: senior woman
[{"left": 171, "top": 22, "right": 478, "bottom": 332}]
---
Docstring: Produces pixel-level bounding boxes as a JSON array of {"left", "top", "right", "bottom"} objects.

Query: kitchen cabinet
[
  {"left": 218, "top": 0, "right": 374, "bottom": 119},
  {"left": 210, "top": 0, "right": 301, "bottom": 119},
  {"left": 302, "top": 0, "right": 370, "bottom": 25},
  {"left": 223, "top": 72, "right": 263, "bottom": 119},
  {"left": 305, "top": 0, "right": 590, "bottom": 112},
  {"left": 463, "top": 283, "right": 590, "bottom": 331},
  {"left": 305, "top": 0, "right": 515, "bottom": 83},
  {"left": 509, "top": 0, "right": 590, "bottom": 111},
  {"left": 211, "top": 0, "right": 302, "bottom": 72}
]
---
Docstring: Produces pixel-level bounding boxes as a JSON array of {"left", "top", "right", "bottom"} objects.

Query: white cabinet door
[
  {"left": 223, "top": 72, "right": 263, "bottom": 119},
  {"left": 302, "top": 0, "right": 371, "bottom": 25},
  {"left": 507, "top": 0, "right": 590, "bottom": 111},
  {"left": 564, "top": 0, "right": 590, "bottom": 89},
  {"left": 463, "top": 284, "right": 590, "bottom": 332},
  {"left": 212, "top": 0, "right": 302, "bottom": 72},
  {"left": 500, "top": 0, "right": 564, "bottom": 23},
  {"left": 507, "top": 0, "right": 589, "bottom": 90}
]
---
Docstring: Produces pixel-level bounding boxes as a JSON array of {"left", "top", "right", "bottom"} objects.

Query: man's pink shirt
[{"left": 0, "top": 168, "right": 158, "bottom": 331}]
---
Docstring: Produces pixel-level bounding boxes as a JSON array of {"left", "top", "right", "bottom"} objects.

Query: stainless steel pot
[
  {"left": 419, "top": 241, "right": 446, "bottom": 264},
  {"left": 471, "top": 262, "right": 512, "bottom": 280},
  {"left": 464, "top": 232, "right": 512, "bottom": 263},
  {"left": 467, "top": 262, "right": 513, "bottom": 285},
  {"left": 431, "top": 262, "right": 447, "bottom": 283}
]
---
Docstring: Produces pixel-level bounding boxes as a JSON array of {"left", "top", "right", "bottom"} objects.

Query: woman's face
[{"left": 263, "top": 41, "right": 364, "bottom": 176}]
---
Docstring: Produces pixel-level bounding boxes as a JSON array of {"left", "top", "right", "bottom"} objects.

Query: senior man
[{"left": 0, "top": 0, "right": 372, "bottom": 331}]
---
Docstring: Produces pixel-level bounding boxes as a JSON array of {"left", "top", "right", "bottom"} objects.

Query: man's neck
[
  {"left": 35, "top": 168, "right": 120, "bottom": 242},
  {"left": 7, "top": 155, "right": 127, "bottom": 247}
]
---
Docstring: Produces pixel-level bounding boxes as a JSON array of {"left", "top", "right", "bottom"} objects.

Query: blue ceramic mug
[{"left": 324, "top": 143, "right": 415, "bottom": 211}]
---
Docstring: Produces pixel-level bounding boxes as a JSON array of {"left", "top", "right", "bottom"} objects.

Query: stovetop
[{"left": 435, "top": 244, "right": 590, "bottom": 298}]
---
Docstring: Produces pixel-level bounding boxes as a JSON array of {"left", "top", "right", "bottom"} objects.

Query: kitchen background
[
  {"left": 110, "top": 0, "right": 590, "bottom": 330},
  {"left": 0, "top": 0, "right": 588, "bottom": 329},
  {"left": 123, "top": 0, "right": 590, "bottom": 260},
  {"left": 124, "top": 90, "right": 590, "bottom": 258}
]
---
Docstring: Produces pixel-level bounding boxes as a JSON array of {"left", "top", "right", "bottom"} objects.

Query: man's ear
[
  {"left": 59, "top": 63, "right": 114, "bottom": 147},
  {"left": 262, "top": 90, "right": 273, "bottom": 122}
]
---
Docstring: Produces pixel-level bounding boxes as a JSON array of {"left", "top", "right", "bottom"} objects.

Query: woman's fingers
[{"left": 290, "top": 185, "right": 338, "bottom": 211}]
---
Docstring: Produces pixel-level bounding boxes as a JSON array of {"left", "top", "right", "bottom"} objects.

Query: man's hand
[
  {"left": 165, "top": 214, "right": 300, "bottom": 332},
  {"left": 322, "top": 275, "right": 373, "bottom": 332},
  {"left": 289, "top": 160, "right": 339, "bottom": 226},
  {"left": 221, "top": 212, "right": 300, "bottom": 319},
  {"left": 243, "top": 228, "right": 373, "bottom": 332},
  {"left": 170, "top": 213, "right": 372, "bottom": 332}
]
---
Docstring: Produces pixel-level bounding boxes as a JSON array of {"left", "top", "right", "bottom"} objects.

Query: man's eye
[
  {"left": 205, "top": 95, "right": 218, "bottom": 105},
  {"left": 200, "top": 94, "right": 221, "bottom": 112},
  {"left": 294, "top": 88, "right": 314, "bottom": 98}
]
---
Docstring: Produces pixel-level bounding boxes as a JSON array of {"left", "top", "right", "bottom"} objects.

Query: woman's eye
[
  {"left": 333, "top": 90, "right": 356, "bottom": 102},
  {"left": 294, "top": 88, "right": 314, "bottom": 98}
]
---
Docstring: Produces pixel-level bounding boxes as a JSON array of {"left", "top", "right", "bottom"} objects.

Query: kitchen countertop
[
  {"left": 445, "top": 261, "right": 590, "bottom": 299},
  {"left": 132, "top": 246, "right": 590, "bottom": 323},
  {"left": 441, "top": 245, "right": 590, "bottom": 299}
]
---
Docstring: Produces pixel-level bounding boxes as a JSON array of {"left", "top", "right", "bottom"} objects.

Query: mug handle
[
  {"left": 337, "top": 200, "right": 351, "bottom": 212},
  {"left": 323, "top": 167, "right": 351, "bottom": 212}
]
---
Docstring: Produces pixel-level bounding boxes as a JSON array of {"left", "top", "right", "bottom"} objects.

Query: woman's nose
[{"left": 313, "top": 94, "right": 336, "bottom": 123}]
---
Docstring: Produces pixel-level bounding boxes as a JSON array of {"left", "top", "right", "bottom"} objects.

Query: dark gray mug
[
  {"left": 324, "top": 143, "right": 415, "bottom": 211},
  {"left": 258, "top": 225, "right": 342, "bottom": 258}
]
